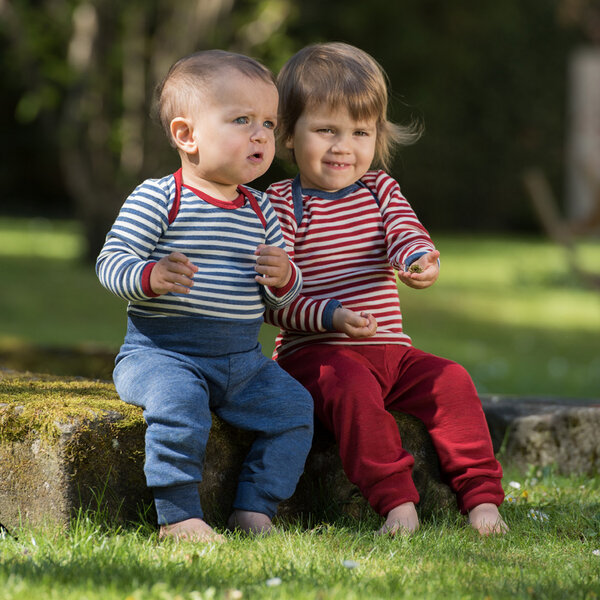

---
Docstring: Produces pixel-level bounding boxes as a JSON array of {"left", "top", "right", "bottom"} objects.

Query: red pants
[{"left": 278, "top": 344, "right": 504, "bottom": 516}]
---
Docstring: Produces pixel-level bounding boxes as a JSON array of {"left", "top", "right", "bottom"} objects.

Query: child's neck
[{"left": 180, "top": 166, "right": 240, "bottom": 202}]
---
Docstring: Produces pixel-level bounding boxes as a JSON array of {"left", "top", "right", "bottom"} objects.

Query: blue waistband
[{"left": 123, "top": 315, "right": 263, "bottom": 357}]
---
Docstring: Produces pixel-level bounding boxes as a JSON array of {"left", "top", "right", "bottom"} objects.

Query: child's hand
[
  {"left": 332, "top": 307, "right": 377, "bottom": 338},
  {"left": 254, "top": 244, "right": 292, "bottom": 288},
  {"left": 398, "top": 250, "right": 440, "bottom": 290},
  {"left": 149, "top": 252, "right": 198, "bottom": 295}
]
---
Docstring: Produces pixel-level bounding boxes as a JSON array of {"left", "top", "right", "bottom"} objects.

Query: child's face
[
  {"left": 185, "top": 70, "right": 278, "bottom": 195},
  {"left": 286, "top": 104, "right": 377, "bottom": 192}
]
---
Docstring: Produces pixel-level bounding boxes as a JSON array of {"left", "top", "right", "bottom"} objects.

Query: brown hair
[
  {"left": 276, "top": 42, "right": 420, "bottom": 170},
  {"left": 156, "top": 49, "right": 276, "bottom": 147}
]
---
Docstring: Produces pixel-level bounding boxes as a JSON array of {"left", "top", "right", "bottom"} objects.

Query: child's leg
[
  {"left": 113, "top": 349, "right": 217, "bottom": 538},
  {"left": 216, "top": 348, "right": 314, "bottom": 533},
  {"left": 278, "top": 345, "right": 420, "bottom": 521},
  {"left": 382, "top": 346, "right": 505, "bottom": 522}
]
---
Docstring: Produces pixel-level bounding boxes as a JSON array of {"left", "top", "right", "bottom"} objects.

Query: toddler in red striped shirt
[{"left": 265, "top": 42, "right": 508, "bottom": 536}]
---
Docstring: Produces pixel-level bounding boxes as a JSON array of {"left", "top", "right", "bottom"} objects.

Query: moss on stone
[{"left": 0, "top": 370, "right": 144, "bottom": 443}]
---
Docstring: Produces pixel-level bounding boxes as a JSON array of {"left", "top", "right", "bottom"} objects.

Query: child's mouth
[{"left": 248, "top": 152, "right": 263, "bottom": 163}]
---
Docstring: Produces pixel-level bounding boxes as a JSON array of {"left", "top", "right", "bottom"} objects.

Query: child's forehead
[
  {"left": 199, "top": 72, "right": 278, "bottom": 108},
  {"left": 302, "top": 102, "right": 377, "bottom": 125}
]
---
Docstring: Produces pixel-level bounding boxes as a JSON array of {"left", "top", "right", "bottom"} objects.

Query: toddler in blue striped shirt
[{"left": 96, "top": 50, "right": 313, "bottom": 543}]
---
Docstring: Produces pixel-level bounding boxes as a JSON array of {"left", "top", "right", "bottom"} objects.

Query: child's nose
[
  {"left": 251, "top": 126, "right": 269, "bottom": 143},
  {"left": 331, "top": 133, "right": 351, "bottom": 152}
]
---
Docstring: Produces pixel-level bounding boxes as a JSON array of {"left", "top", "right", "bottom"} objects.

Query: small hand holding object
[
  {"left": 398, "top": 250, "right": 440, "bottom": 290},
  {"left": 332, "top": 307, "right": 377, "bottom": 338},
  {"left": 150, "top": 252, "right": 198, "bottom": 295},
  {"left": 254, "top": 244, "right": 292, "bottom": 288}
]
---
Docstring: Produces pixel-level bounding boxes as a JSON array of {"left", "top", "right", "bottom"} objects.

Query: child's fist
[
  {"left": 150, "top": 252, "right": 197, "bottom": 295},
  {"left": 254, "top": 244, "right": 292, "bottom": 288}
]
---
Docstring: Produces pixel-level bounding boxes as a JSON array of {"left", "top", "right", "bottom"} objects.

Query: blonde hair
[
  {"left": 277, "top": 42, "right": 421, "bottom": 170},
  {"left": 156, "top": 50, "right": 276, "bottom": 147}
]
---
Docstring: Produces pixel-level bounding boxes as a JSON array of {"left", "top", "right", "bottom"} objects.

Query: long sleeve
[
  {"left": 257, "top": 192, "right": 303, "bottom": 310},
  {"left": 362, "top": 171, "right": 436, "bottom": 271},
  {"left": 264, "top": 183, "right": 340, "bottom": 333},
  {"left": 96, "top": 177, "right": 171, "bottom": 301}
]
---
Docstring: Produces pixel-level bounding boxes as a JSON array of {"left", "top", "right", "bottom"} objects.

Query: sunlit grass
[
  {"left": 1, "top": 467, "right": 599, "bottom": 599},
  {"left": 0, "top": 218, "right": 598, "bottom": 397},
  {"left": 0, "top": 217, "right": 83, "bottom": 259}
]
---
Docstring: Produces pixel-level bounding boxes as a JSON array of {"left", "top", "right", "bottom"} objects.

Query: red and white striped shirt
[{"left": 264, "top": 170, "right": 436, "bottom": 360}]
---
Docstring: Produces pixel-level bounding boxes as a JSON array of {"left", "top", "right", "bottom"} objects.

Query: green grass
[
  {"left": 1, "top": 467, "right": 599, "bottom": 599},
  {"left": 0, "top": 217, "right": 599, "bottom": 397}
]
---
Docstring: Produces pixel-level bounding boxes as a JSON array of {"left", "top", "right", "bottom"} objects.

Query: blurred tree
[
  {"left": 280, "top": 0, "right": 581, "bottom": 232},
  {"left": 0, "top": 0, "right": 295, "bottom": 259}
]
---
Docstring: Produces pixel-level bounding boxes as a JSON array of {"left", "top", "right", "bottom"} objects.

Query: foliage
[{"left": 280, "top": 0, "right": 583, "bottom": 232}]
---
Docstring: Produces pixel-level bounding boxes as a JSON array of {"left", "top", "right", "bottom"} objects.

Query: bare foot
[
  {"left": 227, "top": 510, "right": 273, "bottom": 535},
  {"left": 159, "top": 518, "right": 225, "bottom": 543},
  {"left": 377, "top": 502, "right": 419, "bottom": 536},
  {"left": 468, "top": 503, "right": 509, "bottom": 536}
]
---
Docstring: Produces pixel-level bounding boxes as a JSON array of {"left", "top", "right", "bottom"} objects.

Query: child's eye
[
  {"left": 317, "top": 128, "right": 334, "bottom": 134},
  {"left": 234, "top": 116, "right": 250, "bottom": 125},
  {"left": 354, "top": 130, "right": 369, "bottom": 137},
  {"left": 264, "top": 120, "right": 276, "bottom": 130}
]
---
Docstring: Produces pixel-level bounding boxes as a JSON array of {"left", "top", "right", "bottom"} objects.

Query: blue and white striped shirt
[{"left": 96, "top": 173, "right": 302, "bottom": 321}]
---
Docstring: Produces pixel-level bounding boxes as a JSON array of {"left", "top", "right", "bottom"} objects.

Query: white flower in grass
[
  {"left": 527, "top": 508, "right": 549, "bottom": 522},
  {"left": 592, "top": 549, "right": 600, "bottom": 556},
  {"left": 266, "top": 578, "right": 282, "bottom": 587},
  {"left": 343, "top": 560, "right": 359, "bottom": 569},
  {"left": 508, "top": 481, "right": 521, "bottom": 489}
]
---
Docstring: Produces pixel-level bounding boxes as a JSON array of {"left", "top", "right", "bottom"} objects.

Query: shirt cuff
[
  {"left": 141, "top": 262, "right": 160, "bottom": 297},
  {"left": 403, "top": 252, "right": 427, "bottom": 271},
  {"left": 267, "top": 262, "right": 298, "bottom": 297},
  {"left": 322, "top": 299, "right": 343, "bottom": 331}
]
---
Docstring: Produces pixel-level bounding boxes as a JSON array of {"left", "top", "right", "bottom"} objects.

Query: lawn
[
  {"left": 0, "top": 217, "right": 598, "bottom": 398},
  {"left": 0, "top": 466, "right": 599, "bottom": 600}
]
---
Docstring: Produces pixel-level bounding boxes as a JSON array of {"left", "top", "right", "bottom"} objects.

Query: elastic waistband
[{"left": 123, "top": 315, "right": 262, "bottom": 356}]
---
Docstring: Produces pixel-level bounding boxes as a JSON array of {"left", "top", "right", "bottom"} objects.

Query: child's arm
[
  {"left": 365, "top": 171, "right": 439, "bottom": 288},
  {"left": 255, "top": 194, "right": 303, "bottom": 309},
  {"left": 96, "top": 178, "right": 174, "bottom": 300}
]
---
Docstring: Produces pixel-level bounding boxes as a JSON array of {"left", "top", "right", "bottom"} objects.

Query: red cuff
[
  {"left": 141, "top": 262, "right": 160, "bottom": 297},
  {"left": 268, "top": 263, "right": 297, "bottom": 297}
]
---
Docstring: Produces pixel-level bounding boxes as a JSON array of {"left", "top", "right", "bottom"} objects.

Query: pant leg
[
  {"left": 382, "top": 346, "right": 505, "bottom": 513},
  {"left": 214, "top": 348, "right": 314, "bottom": 518},
  {"left": 113, "top": 349, "right": 212, "bottom": 524},
  {"left": 279, "top": 345, "right": 419, "bottom": 517}
]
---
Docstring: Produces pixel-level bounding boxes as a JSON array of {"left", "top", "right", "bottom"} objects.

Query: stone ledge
[
  {"left": 481, "top": 394, "right": 600, "bottom": 474},
  {"left": 1, "top": 370, "right": 599, "bottom": 531},
  {"left": 0, "top": 370, "right": 455, "bottom": 530}
]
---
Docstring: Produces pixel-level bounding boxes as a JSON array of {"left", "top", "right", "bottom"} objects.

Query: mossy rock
[
  {"left": 0, "top": 369, "right": 456, "bottom": 531},
  {"left": 0, "top": 369, "right": 149, "bottom": 528}
]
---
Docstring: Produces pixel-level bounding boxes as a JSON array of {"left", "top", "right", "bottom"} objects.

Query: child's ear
[
  {"left": 284, "top": 136, "right": 294, "bottom": 150},
  {"left": 170, "top": 118, "right": 197, "bottom": 154}
]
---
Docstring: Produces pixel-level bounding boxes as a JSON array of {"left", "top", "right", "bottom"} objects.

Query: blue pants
[{"left": 113, "top": 315, "right": 314, "bottom": 525}]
